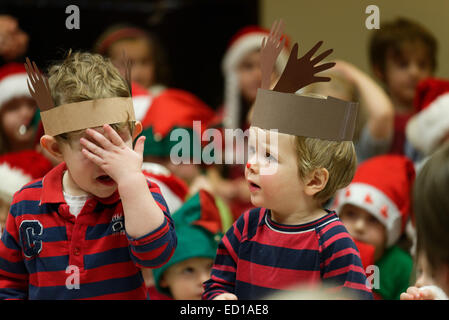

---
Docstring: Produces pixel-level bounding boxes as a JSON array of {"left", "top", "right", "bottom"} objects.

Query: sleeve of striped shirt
[
  {"left": 202, "top": 211, "right": 246, "bottom": 300},
  {"left": 320, "top": 223, "right": 373, "bottom": 300},
  {"left": 0, "top": 211, "right": 29, "bottom": 300},
  {"left": 126, "top": 180, "right": 177, "bottom": 269}
]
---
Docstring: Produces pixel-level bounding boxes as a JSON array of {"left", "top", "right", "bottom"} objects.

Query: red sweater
[{"left": 0, "top": 163, "right": 177, "bottom": 299}]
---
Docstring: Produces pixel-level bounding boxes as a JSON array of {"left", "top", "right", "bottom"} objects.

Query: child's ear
[
  {"left": 304, "top": 168, "right": 329, "bottom": 197},
  {"left": 40, "top": 135, "right": 64, "bottom": 162},
  {"left": 132, "top": 121, "right": 143, "bottom": 140}
]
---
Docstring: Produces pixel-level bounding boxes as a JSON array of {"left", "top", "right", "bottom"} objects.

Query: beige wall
[{"left": 260, "top": 0, "right": 449, "bottom": 79}]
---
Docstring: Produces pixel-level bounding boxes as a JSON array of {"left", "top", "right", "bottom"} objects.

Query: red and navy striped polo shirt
[
  {"left": 203, "top": 207, "right": 373, "bottom": 300},
  {"left": 0, "top": 162, "right": 176, "bottom": 300}
]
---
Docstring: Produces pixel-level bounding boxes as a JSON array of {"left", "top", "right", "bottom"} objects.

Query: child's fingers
[
  {"left": 85, "top": 128, "right": 114, "bottom": 150},
  {"left": 133, "top": 136, "right": 146, "bottom": 156},
  {"left": 80, "top": 137, "right": 105, "bottom": 158},
  {"left": 82, "top": 148, "right": 105, "bottom": 166},
  {"left": 406, "top": 287, "right": 422, "bottom": 299},
  {"left": 213, "top": 293, "right": 238, "bottom": 300},
  {"left": 400, "top": 292, "right": 414, "bottom": 300},
  {"left": 419, "top": 288, "right": 436, "bottom": 300},
  {"left": 103, "top": 124, "right": 125, "bottom": 147}
]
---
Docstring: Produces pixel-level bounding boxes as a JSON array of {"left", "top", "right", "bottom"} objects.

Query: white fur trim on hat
[
  {"left": 222, "top": 33, "right": 288, "bottom": 129},
  {"left": 0, "top": 163, "right": 32, "bottom": 204},
  {"left": 132, "top": 95, "right": 153, "bottom": 122},
  {"left": 335, "top": 182, "right": 402, "bottom": 247},
  {"left": 0, "top": 73, "right": 31, "bottom": 108},
  {"left": 142, "top": 162, "right": 183, "bottom": 213},
  {"left": 406, "top": 92, "right": 449, "bottom": 155}
]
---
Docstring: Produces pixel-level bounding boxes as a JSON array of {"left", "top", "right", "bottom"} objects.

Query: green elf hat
[
  {"left": 140, "top": 88, "right": 216, "bottom": 161},
  {"left": 152, "top": 189, "right": 227, "bottom": 296}
]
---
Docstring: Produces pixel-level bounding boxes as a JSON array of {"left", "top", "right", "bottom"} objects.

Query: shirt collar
[{"left": 260, "top": 208, "right": 337, "bottom": 232}]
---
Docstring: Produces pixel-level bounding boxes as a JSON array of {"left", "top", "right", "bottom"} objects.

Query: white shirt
[{"left": 63, "top": 191, "right": 91, "bottom": 217}]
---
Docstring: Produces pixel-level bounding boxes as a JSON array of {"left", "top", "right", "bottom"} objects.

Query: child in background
[
  {"left": 139, "top": 87, "right": 217, "bottom": 189},
  {"left": 304, "top": 60, "right": 395, "bottom": 164},
  {"left": 0, "top": 150, "right": 53, "bottom": 232},
  {"left": 94, "top": 24, "right": 170, "bottom": 97},
  {"left": 0, "top": 52, "right": 177, "bottom": 299},
  {"left": 208, "top": 24, "right": 290, "bottom": 220},
  {"left": 203, "top": 32, "right": 372, "bottom": 300},
  {"left": 333, "top": 155, "right": 415, "bottom": 299},
  {"left": 403, "top": 142, "right": 449, "bottom": 299},
  {"left": 0, "top": 63, "right": 39, "bottom": 154},
  {"left": 0, "top": 15, "right": 29, "bottom": 64},
  {"left": 152, "top": 190, "right": 226, "bottom": 300},
  {"left": 369, "top": 17, "right": 437, "bottom": 155}
]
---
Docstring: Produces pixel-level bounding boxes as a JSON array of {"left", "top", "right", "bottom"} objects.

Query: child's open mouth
[
  {"left": 96, "top": 175, "right": 116, "bottom": 186},
  {"left": 248, "top": 181, "right": 261, "bottom": 192}
]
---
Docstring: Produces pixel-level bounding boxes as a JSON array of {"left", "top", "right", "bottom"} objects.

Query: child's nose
[
  {"left": 354, "top": 218, "right": 366, "bottom": 233},
  {"left": 246, "top": 156, "right": 259, "bottom": 173}
]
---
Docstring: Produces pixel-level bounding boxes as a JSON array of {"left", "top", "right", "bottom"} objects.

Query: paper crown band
[
  {"left": 251, "top": 89, "right": 358, "bottom": 141},
  {"left": 41, "top": 97, "right": 135, "bottom": 136}
]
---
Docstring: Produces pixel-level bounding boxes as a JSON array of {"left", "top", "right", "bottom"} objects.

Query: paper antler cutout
[
  {"left": 24, "top": 55, "right": 136, "bottom": 136},
  {"left": 260, "top": 19, "right": 286, "bottom": 90},
  {"left": 273, "top": 41, "right": 335, "bottom": 93},
  {"left": 252, "top": 20, "right": 358, "bottom": 141},
  {"left": 121, "top": 50, "right": 133, "bottom": 95},
  {"left": 24, "top": 57, "right": 55, "bottom": 112}
]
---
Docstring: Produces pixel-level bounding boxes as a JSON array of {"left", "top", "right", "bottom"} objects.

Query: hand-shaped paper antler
[
  {"left": 24, "top": 57, "right": 55, "bottom": 112},
  {"left": 260, "top": 19, "right": 286, "bottom": 90},
  {"left": 273, "top": 41, "right": 335, "bottom": 93},
  {"left": 121, "top": 50, "right": 133, "bottom": 94}
]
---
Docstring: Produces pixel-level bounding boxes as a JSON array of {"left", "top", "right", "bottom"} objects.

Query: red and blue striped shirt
[
  {"left": 203, "top": 207, "right": 373, "bottom": 300},
  {"left": 0, "top": 162, "right": 177, "bottom": 300}
]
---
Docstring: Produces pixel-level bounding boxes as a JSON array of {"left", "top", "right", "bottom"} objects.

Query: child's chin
[{"left": 91, "top": 186, "right": 117, "bottom": 199}]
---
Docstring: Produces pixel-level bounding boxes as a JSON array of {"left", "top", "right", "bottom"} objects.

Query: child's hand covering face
[{"left": 80, "top": 123, "right": 145, "bottom": 184}]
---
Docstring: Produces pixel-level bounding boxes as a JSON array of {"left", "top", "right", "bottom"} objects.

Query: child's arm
[
  {"left": 202, "top": 214, "right": 246, "bottom": 300},
  {"left": 333, "top": 60, "right": 394, "bottom": 141},
  {"left": 320, "top": 222, "right": 373, "bottom": 299},
  {"left": 0, "top": 211, "right": 29, "bottom": 299},
  {"left": 81, "top": 124, "right": 177, "bottom": 267}
]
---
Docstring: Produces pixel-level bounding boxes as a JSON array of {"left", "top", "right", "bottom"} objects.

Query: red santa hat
[
  {"left": 333, "top": 155, "right": 415, "bottom": 247},
  {"left": 0, "top": 63, "right": 32, "bottom": 109},
  {"left": 140, "top": 88, "right": 216, "bottom": 159},
  {"left": 222, "top": 26, "right": 289, "bottom": 129},
  {"left": 142, "top": 162, "right": 188, "bottom": 213},
  {"left": 406, "top": 78, "right": 449, "bottom": 155},
  {"left": 0, "top": 150, "right": 53, "bottom": 204}
]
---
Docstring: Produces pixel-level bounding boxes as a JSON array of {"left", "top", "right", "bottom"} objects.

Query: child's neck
[
  {"left": 62, "top": 170, "right": 89, "bottom": 197},
  {"left": 270, "top": 206, "right": 327, "bottom": 226}
]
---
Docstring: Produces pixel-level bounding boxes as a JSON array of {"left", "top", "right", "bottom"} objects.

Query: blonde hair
[
  {"left": 294, "top": 94, "right": 357, "bottom": 204},
  {"left": 47, "top": 50, "right": 134, "bottom": 141}
]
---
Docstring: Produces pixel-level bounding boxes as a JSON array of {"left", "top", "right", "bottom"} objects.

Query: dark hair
[
  {"left": 369, "top": 17, "right": 437, "bottom": 74},
  {"left": 413, "top": 141, "right": 449, "bottom": 273}
]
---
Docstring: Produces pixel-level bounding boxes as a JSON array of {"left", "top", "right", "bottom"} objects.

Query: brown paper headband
[
  {"left": 253, "top": 19, "right": 358, "bottom": 141},
  {"left": 40, "top": 97, "right": 135, "bottom": 136},
  {"left": 252, "top": 89, "right": 357, "bottom": 141},
  {"left": 25, "top": 55, "right": 135, "bottom": 136}
]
